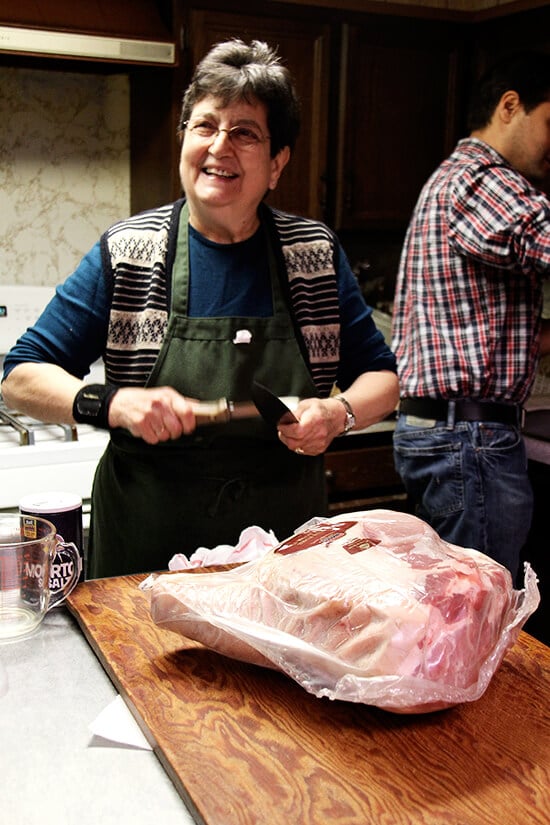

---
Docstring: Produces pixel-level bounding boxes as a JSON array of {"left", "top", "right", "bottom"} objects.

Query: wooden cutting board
[{"left": 67, "top": 573, "right": 550, "bottom": 825}]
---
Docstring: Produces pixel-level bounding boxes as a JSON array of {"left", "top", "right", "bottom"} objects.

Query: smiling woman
[
  {"left": 176, "top": 39, "right": 298, "bottom": 244},
  {"left": 178, "top": 94, "right": 290, "bottom": 243},
  {"left": 2, "top": 38, "right": 398, "bottom": 579}
]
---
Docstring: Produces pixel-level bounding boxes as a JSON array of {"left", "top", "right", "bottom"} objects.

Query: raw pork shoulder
[{"left": 150, "top": 510, "right": 539, "bottom": 712}]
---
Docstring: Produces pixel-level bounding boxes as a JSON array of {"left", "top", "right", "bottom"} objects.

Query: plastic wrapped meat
[{"left": 150, "top": 510, "right": 540, "bottom": 713}]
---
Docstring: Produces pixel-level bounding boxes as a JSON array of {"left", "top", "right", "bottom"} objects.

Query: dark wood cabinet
[
  {"left": 130, "top": 65, "right": 183, "bottom": 212},
  {"left": 332, "top": 19, "right": 462, "bottom": 229},
  {"left": 181, "top": 8, "right": 465, "bottom": 231},
  {"left": 130, "top": 3, "right": 550, "bottom": 233}
]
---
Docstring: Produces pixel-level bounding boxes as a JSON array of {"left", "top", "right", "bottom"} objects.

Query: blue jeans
[{"left": 393, "top": 411, "right": 533, "bottom": 583}]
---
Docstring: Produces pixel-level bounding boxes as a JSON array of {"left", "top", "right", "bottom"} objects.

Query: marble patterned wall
[{"left": 0, "top": 66, "right": 130, "bottom": 287}]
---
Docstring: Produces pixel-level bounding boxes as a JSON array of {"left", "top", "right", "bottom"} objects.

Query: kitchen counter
[{"left": 1, "top": 609, "right": 194, "bottom": 825}]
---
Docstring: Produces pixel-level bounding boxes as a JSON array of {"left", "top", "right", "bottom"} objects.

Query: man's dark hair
[
  {"left": 467, "top": 51, "right": 550, "bottom": 132},
  {"left": 178, "top": 38, "right": 300, "bottom": 157}
]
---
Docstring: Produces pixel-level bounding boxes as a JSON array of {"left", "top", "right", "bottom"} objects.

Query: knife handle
[{"left": 191, "top": 399, "right": 231, "bottom": 425}]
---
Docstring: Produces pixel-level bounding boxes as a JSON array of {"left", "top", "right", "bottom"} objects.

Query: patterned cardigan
[{"left": 100, "top": 199, "right": 341, "bottom": 397}]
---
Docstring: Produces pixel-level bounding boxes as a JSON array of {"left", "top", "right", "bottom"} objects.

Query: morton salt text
[{"left": 24, "top": 557, "right": 75, "bottom": 590}]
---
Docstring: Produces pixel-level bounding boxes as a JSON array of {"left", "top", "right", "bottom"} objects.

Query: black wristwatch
[
  {"left": 334, "top": 394, "right": 356, "bottom": 434},
  {"left": 72, "top": 384, "right": 119, "bottom": 430}
]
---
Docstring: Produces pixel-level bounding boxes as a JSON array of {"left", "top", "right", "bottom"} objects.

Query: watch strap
[
  {"left": 334, "top": 394, "right": 356, "bottom": 434},
  {"left": 72, "top": 384, "right": 119, "bottom": 430}
]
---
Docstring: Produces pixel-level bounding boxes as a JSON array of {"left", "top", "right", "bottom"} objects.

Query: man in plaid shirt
[{"left": 392, "top": 51, "right": 550, "bottom": 581}]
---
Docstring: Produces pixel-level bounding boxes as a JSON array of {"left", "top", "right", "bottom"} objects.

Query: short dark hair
[
  {"left": 178, "top": 39, "right": 301, "bottom": 157},
  {"left": 467, "top": 51, "right": 550, "bottom": 132}
]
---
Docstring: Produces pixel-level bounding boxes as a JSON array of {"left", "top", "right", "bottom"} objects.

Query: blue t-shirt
[{"left": 187, "top": 224, "right": 273, "bottom": 317}]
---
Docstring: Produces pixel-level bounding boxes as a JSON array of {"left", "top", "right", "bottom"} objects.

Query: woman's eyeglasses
[{"left": 183, "top": 120, "right": 270, "bottom": 149}]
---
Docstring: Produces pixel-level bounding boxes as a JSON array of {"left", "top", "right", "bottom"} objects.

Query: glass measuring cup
[{"left": 0, "top": 513, "right": 80, "bottom": 643}]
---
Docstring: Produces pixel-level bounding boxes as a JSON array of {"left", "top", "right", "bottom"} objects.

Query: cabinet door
[
  {"left": 184, "top": 8, "right": 330, "bottom": 220},
  {"left": 334, "top": 21, "right": 459, "bottom": 229}
]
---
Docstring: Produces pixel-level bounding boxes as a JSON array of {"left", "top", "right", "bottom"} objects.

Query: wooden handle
[{"left": 191, "top": 399, "right": 230, "bottom": 425}]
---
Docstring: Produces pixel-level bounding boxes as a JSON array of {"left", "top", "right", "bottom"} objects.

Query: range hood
[{"left": 0, "top": 0, "right": 177, "bottom": 66}]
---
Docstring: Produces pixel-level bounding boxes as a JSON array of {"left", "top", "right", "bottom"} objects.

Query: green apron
[{"left": 88, "top": 206, "right": 327, "bottom": 578}]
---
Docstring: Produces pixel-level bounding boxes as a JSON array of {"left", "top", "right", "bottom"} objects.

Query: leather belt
[{"left": 399, "top": 397, "right": 522, "bottom": 426}]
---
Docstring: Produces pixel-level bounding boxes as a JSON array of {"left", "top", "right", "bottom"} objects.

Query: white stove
[
  {"left": 0, "top": 285, "right": 109, "bottom": 511},
  {"left": 0, "top": 411, "right": 109, "bottom": 509}
]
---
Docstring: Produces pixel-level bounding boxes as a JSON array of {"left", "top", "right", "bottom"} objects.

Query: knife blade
[{"left": 251, "top": 381, "right": 299, "bottom": 426}]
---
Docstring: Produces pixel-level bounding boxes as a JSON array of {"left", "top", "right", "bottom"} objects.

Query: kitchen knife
[
  {"left": 251, "top": 381, "right": 299, "bottom": 426},
  {"left": 191, "top": 398, "right": 260, "bottom": 425},
  {"left": 191, "top": 383, "right": 299, "bottom": 427}
]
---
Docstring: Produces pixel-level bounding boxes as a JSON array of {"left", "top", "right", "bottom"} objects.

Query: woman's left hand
[
  {"left": 277, "top": 397, "right": 347, "bottom": 456},
  {"left": 276, "top": 371, "right": 399, "bottom": 456}
]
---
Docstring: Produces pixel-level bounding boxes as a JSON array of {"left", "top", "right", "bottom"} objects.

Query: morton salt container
[{"left": 19, "top": 492, "right": 84, "bottom": 593}]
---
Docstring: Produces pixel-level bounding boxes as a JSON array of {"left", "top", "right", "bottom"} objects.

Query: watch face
[{"left": 344, "top": 412, "right": 355, "bottom": 432}]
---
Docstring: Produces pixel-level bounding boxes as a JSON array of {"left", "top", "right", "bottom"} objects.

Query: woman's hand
[
  {"left": 277, "top": 397, "right": 348, "bottom": 456},
  {"left": 108, "top": 386, "right": 199, "bottom": 444},
  {"left": 277, "top": 370, "right": 399, "bottom": 456}
]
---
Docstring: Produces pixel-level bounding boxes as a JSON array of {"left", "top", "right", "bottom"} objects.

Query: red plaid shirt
[{"left": 392, "top": 138, "right": 550, "bottom": 405}]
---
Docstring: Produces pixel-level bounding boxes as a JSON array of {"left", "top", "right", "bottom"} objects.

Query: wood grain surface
[{"left": 67, "top": 573, "right": 550, "bottom": 825}]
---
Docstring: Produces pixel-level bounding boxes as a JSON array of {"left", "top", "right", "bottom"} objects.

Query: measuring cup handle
[{"left": 47, "top": 541, "right": 82, "bottom": 610}]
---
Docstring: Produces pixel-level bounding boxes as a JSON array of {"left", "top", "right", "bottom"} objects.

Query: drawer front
[
  {"left": 325, "top": 444, "right": 407, "bottom": 515},
  {"left": 325, "top": 445, "right": 401, "bottom": 493}
]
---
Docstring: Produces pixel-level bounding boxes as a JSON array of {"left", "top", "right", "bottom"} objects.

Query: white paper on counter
[{"left": 89, "top": 694, "right": 152, "bottom": 750}]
